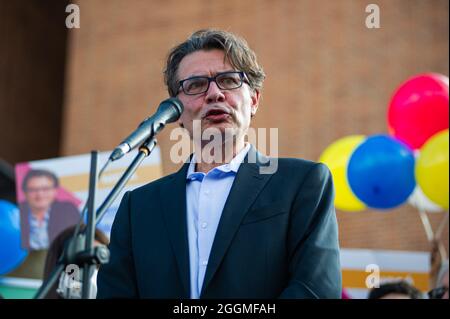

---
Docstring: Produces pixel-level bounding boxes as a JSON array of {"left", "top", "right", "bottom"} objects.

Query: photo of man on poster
[{"left": 19, "top": 169, "right": 80, "bottom": 251}]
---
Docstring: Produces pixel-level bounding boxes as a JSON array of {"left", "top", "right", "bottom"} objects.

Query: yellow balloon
[
  {"left": 416, "top": 129, "right": 449, "bottom": 209},
  {"left": 319, "top": 135, "right": 366, "bottom": 212}
]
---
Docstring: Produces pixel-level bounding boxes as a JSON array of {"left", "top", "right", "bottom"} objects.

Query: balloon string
[
  {"left": 434, "top": 213, "right": 448, "bottom": 262},
  {"left": 418, "top": 207, "right": 434, "bottom": 242},
  {"left": 435, "top": 212, "right": 449, "bottom": 242},
  {"left": 437, "top": 241, "right": 448, "bottom": 262},
  {"left": 418, "top": 208, "right": 448, "bottom": 262}
]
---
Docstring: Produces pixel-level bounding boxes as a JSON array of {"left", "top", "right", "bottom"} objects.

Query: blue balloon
[
  {"left": 0, "top": 200, "right": 28, "bottom": 275},
  {"left": 347, "top": 135, "right": 416, "bottom": 209}
]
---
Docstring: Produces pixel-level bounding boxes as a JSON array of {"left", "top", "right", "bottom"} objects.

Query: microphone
[{"left": 109, "top": 98, "right": 184, "bottom": 161}]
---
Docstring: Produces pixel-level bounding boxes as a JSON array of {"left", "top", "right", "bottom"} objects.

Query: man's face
[
  {"left": 24, "top": 176, "right": 57, "bottom": 212},
  {"left": 176, "top": 49, "right": 260, "bottom": 143}
]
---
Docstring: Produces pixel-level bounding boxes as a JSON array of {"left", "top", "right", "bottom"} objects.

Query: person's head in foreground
[
  {"left": 429, "top": 260, "right": 449, "bottom": 299},
  {"left": 367, "top": 280, "right": 423, "bottom": 299}
]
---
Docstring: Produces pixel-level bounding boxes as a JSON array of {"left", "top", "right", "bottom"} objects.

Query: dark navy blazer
[{"left": 97, "top": 146, "right": 341, "bottom": 298}]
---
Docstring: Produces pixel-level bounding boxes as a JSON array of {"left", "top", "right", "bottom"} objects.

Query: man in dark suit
[
  {"left": 97, "top": 29, "right": 341, "bottom": 298},
  {"left": 20, "top": 169, "right": 80, "bottom": 250}
]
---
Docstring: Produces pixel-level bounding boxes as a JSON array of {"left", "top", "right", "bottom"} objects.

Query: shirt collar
[
  {"left": 186, "top": 143, "right": 251, "bottom": 180},
  {"left": 29, "top": 209, "right": 50, "bottom": 224}
]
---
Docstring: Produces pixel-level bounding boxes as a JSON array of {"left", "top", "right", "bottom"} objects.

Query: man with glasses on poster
[{"left": 20, "top": 169, "right": 80, "bottom": 251}]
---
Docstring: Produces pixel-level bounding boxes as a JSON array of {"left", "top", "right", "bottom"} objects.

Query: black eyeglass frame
[{"left": 178, "top": 71, "right": 250, "bottom": 96}]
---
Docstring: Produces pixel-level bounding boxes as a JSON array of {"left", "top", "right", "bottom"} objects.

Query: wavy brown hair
[{"left": 164, "top": 29, "right": 266, "bottom": 97}]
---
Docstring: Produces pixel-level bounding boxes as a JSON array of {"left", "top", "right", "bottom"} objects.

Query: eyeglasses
[
  {"left": 25, "top": 186, "right": 55, "bottom": 193},
  {"left": 178, "top": 71, "right": 249, "bottom": 95},
  {"left": 428, "top": 286, "right": 448, "bottom": 299}
]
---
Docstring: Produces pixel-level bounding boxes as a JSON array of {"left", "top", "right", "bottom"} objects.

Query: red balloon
[{"left": 388, "top": 73, "right": 449, "bottom": 149}]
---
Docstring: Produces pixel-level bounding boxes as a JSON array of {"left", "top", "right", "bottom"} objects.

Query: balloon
[
  {"left": 0, "top": 200, "right": 28, "bottom": 275},
  {"left": 415, "top": 129, "right": 449, "bottom": 209},
  {"left": 319, "top": 135, "right": 366, "bottom": 212},
  {"left": 388, "top": 73, "right": 449, "bottom": 149},
  {"left": 347, "top": 135, "right": 416, "bottom": 209}
]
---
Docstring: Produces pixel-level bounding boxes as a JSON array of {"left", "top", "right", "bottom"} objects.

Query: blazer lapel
[
  {"left": 200, "top": 146, "right": 273, "bottom": 296},
  {"left": 161, "top": 162, "right": 191, "bottom": 298}
]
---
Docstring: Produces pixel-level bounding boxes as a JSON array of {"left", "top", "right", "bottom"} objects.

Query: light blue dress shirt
[
  {"left": 186, "top": 144, "right": 251, "bottom": 299},
  {"left": 29, "top": 210, "right": 50, "bottom": 250}
]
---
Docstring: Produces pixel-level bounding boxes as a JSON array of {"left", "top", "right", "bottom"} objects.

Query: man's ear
[{"left": 250, "top": 89, "right": 260, "bottom": 117}]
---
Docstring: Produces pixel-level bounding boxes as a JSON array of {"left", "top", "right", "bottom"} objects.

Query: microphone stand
[
  {"left": 34, "top": 136, "right": 157, "bottom": 299},
  {"left": 81, "top": 150, "right": 98, "bottom": 299}
]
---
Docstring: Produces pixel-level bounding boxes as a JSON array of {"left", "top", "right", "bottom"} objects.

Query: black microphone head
[
  {"left": 158, "top": 97, "right": 184, "bottom": 123},
  {"left": 167, "top": 97, "right": 184, "bottom": 115}
]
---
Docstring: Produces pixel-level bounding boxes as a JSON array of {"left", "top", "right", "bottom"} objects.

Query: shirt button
[
  {"left": 202, "top": 261, "right": 208, "bottom": 266},
  {"left": 204, "top": 190, "right": 210, "bottom": 195},
  {"left": 201, "top": 222, "right": 208, "bottom": 229}
]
